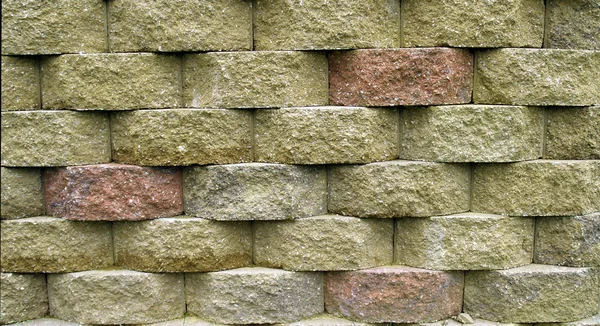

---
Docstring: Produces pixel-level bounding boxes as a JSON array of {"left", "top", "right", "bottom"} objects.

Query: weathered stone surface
[
  {"left": 1, "top": 111, "right": 110, "bottom": 167},
  {"left": 412, "top": 319, "right": 531, "bottom": 326},
  {"left": 325, "top": 266, "right": 464, "bottom": 323},
  {"left": 329, "top": 49, "right": 473, "bottom": 107},
  {"left": 545, "top": 106, "right": 600, "bottom": 159},
  {"left": 328, "top": 161, "right": 469, "bottom": 218},
  {"left": 401, "top": 0, "right": 544, "bottom": 47},
  {"left": 277, "top": 314, "right": 382, "bottom": 326},
  {"left": 545, "top": 0, "right": 600, "bottom": 50},
  {"left": 1, "top": 167, "right": 44, "bottom": 220},
  {"left": 471, "top": 160, "right": 600, "bottom": 216},
  {"left": 48, "top": 270, "right": 185, "bottom": 325},
  {"left": 1, "top": 0, "right": 106, "bottom": 54},
  {"left": 183, "top": 51, "right": 328, "bottom": 108},
  {"left": 184, "top": 163, "right": 327, "bottom": 220},
  {"left": 395, "top": 213, "right": 534, "bottom": 270},
  {"left": 0, "top": 217, "right": 112, "bottom": 273},
  {"left": 109, "top": 0, "right": 252, "bottom": 52},
  {"left": 253, "top": 0, "right": 399, "bottom": 50},
  {"left": 538, "top": 314, "right": 600, "bottom": 326},
  {"left": 0, "top": 273, "right": 47, "bottom": 324},
  {"left": 254, "top": 215, "right": 393, "bottom": 271},
  {"left": 186, "top": 267, "right": 323, "bottom": 324},
  {"left": 400, "top": 105, "right": 543, "bottom": 162},
  {"left": 1, "top": 56, "right": 39, "bottom": 111},
  {"left": 255, "top": 107, "right": 399, "bottom": 164},
  {"left": 41, "top": 53, "right": 180, "bottom": 110},
  {"left": 534, "top": 213, "right": 600, "bottom": 267},
  {"left": 474, "top": 49, "right": 600, "bottom": 106},
  {"left": 6, "top": 317, "right": 80, "bottom": 326},
  {"left": 111, "top": 109, "right": 252, "bottom": 166},
  {"left": 464, "top": 265, "right": 600, "bottom": 323}
]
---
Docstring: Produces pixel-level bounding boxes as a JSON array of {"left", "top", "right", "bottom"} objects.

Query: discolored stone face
[
  {"left": 545, "top": 0, "right": 600, "bottom": 50},
  {"left": 0, "top": 273, "right": 48, "bottom": 324},
  {"left": 537, "top": 314, "right": 600, "bottom": 326},
  {"left": 1, "top": 167, "right": 44, "bottom": 220},
  {"left": 279, "top": 314, "right": 384, "bottom": 326},
  {"left": 1, "top": 56, "right": 40, "bottom": 111},
  {"left": 545, "top": 106, "right": 600, "bottom": 159}
]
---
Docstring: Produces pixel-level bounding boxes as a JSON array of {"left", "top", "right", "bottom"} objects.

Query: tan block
[
  {"left": 1, "top": 167, "right": 44, "bottom": 220},
  {"left": 1, "top": 56, "right": 40, "bottom": 111},
  {"left": 545, "top": 0, "right": 600, "bottom": 50},
  {"left": 0, "top": 273, "right": 47, "bottom": 324},
  {"left": 545, "top": 106, "right": 600, "bottom": 159}
]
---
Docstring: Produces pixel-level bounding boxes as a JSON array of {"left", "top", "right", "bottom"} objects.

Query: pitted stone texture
[
  {"left": 184, "top": 163, "right": 327, "bottom": 220},
  {"left": 255, "top": 107, "right": 399, "bottom": 164},
  {"left": 0, "top": 273, "right": 47, "bottom": 324},
  {"left": 5, "top": 317, "right": 80, "bottom": 326},
  {"left": 44, "top": 164, "right": 183, "bottom": 221},
  {"left": 545, "top": 0, "right": 600, "bottom": 50},
  {"left": 48, "top": 270, "right": 185, "bottom": 325},
  {"left": 278, "top": 314, "right": 383, "bottom": 326},
  {"left": 1, "top": 56, "right": 39, "bottom": 111},
  {"left": 464, "top": 265, "right": 600, "bottom": 323},
  {"left": 545, "top": 106, "right": 600, "bottom": 159},
  {"left": 411, "top": 319, "right": 531, "bottom": 326},
  {"left": 328, "top": 161, "right": 469, "bottom": 218},
  {"left": 401, "top": 0, "right": 544, "bottom": 47},
  {"left": 471, "top": 160, "right": 600, "bottom": 216},
  {"left": 186, "top": 267, "right": 323, "bottom": 324},
  {"left": 538, "top": 314, "right": 600, "bottom": 326},
  {"left": 41, "top": 53, "right": 180, "bottom": 110},
  {"left": 254, "top": 215, "right": 393, "bottom": 271},
  {"left": 474, "top": 49, "right": 600, "bottom": 106},
  {"left": 183, "top": 51, "right": 328, "bottom": 109},
  {"left": 1, "top": 167, "right": 44, "bottom": 220},
  {"left": 329, "top": 49, "right": 473, "bottom": 107},
  {"left": 111, "top": 109, "right": 252, "bottom": 166},
  {"left": 253, "top": 0, "right": 399, "bottom": 50},
  {"left": 109, "top": 0, "right": 252, "bottom": 52},
  {"left": 534, "top": 213, "right": 600, "bottom": 267},
  {"left": 1, "top": 0, "right": 106, "bottom": 54},
  {"left": 325, "top": 266, "right": 464, "bottom": 323},
  {"left": 0, "top": 217, "right": 112, "bottom": 273},
  {"left": 1, "top": 111, "right": 110, "bottom": 167}
]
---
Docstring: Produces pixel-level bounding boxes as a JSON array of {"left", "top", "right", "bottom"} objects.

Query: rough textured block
[
  {"left": 279, "top": 314, "right": 382, "bottom": 326},
  {"left": 186, "top": 267, "right": 323, "bottom": 324},
  {"left": 411, "top": 319, "right": 531, "bottom": 326},
  {"left": 5, "top": 317, "right": 80, "bottom": 326},
  {"left": 400, "top": 105, "right": 543, "bottom": 162},
  {"left": 1, "top": 0, "right": 106, "bottom": 54},
  {"left": 401, "top": 0, "right": 544, "bottom": 47},
  {"left": 545, "top": 106, "right": 600, "bottom": 159},
  {"left": 474, "top": 49, "right": 600, "bottom": 106},
  {"left": 538, "top": 314, "right": 600, "bottom": 326},
  {"left": 328, "top": 161, "right": 469, "bottom": 218},
  {"left": 472, "top": 160, "right": 600, "bottom": 216},
  {"left": 325, "top": 266, "right": 464, "bottom": 323},
  {"left": 0, "top": 273, "right": 47, "bottom": 324},
  {"left": 545, "top": 0, "right": 600, "bottom": 50},
  {"left": 0, "top": 217, "right": 112, "bottom": 273},
  {"left": 48, "top": 270, "right": 185, "bottom": 325},
  {"left": 109, "top": 0, "right": 252, "bottom": 52},
  {"left": 183, "top": 51, "right": 328, "bottom": 108},
  {"left": 464, "top": 265, "right": 600, "bottom": 323},
  {"left": 184, "top": 163, "right": 327, "bottom": 220},
  {"left": 255, "top": 107, "right": 399, "bottom": 164},
  {"left": 1, "top": 56, "right": 39, "bottom": 111},
  {"left": 1, "top": 111, "right": 110, "bottom": 167},
  {"left": 254, "top": 215, "right": 393, "bottom": 271},
  {"left": 1, "top": 167, "right": 44, "bottom": 220},
  {"left": 111, "top": 109, "right": 252, "bottom": 166},
  {"left": 253, "top": 0, "right": 400, "bottom": 50},
  {"left": 329, "top": 48, "right": 473, "bottom": 107},
  {"left": 41, "top": 53, "right": 180, "bottom": 110},
  {"left": 44, "top": 164, "right": 182, "bottom": 221}
]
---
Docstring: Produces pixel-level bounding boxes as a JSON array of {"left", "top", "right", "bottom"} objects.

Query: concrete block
[
  {"left": 1, "top": 56, "right": 39, "bottom": 111},
  {"left": 545, "top": 106, "right": 600, "bottom": 159},
  {"left": 1, "top": 167, "right": 44, "bottom": 220},
  {"left": 412, "top": 319, "right": 532, "bottom": 326},
  {"left": 0, "top": 273, "right": 47, "bottom": 324},
  {"left": 278, "top": 314, "right": 383, "bottom": 326},
  {"left": 538, "top": 314, "right": 600, "bottom": 326},
  {"left": 4, "top": 317, "right": 80, "bottom": 326},
  {"left": 545, "top": 0, "right": 600, "bottom": 50}
]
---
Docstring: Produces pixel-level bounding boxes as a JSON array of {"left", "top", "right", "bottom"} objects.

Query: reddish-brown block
[
  {"left": 329, "top": 48, "right": 473, "bottom": 106},
  {"left": 45, "top": 164, "right": 183, "bottom": 221}
]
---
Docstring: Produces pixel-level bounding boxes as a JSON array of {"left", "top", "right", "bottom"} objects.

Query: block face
[
  {"left": 474, "top": 49, "right": 600, "bottom": 106},
  {"left": 41, "top": 53, "right": 181, "bottom": 110},
  {"left": 1, "top": 167, "right": 44, "bottom": 220},
  {"left": 184, "top": 163, "right": 327, "bottom": 220},
  {"left": 1, "top": 111, "right": 111, "bottom": 167},
  {"left": 183, "top": 51, "right": 328, "bottom": 108},
  {"left": 254, "top": 215, "right": 393, "bottom": 271},
  {"left": 325, "top": 266, "right": 464, "bottom": 323},
  {"left": 464, "top": 265, "right": 600, "bottom": 323},
  {"left": 537, "top": 314, "right": 600, "bottom": 326},
  {"left": 108, "top": 0, "right": 252, "bottom": 52},
  {"left": 328, "top": 161, "right": 470, "bottom": 218},
  {"left": 415, "top": 319, "right": 531, "bottom": 326},
  {"left": 329, "top": 48, "right": 473, "bottom": 107},
  {"left": 0, "top": 273, "right": 47, "bottom": 324},
  {"left": 48, "top": 270, "right": 185, "bottom": 325},
  {"left": 253, "top": 0, "right": 400, "bottom": 50},
  {"left": 282, "top": 314, "right": 383, "bottom": 326},
  {"left": 0, "top": 217, "right": 112, "bottom": 273},
  {"left": 255, "top": 107, "right": 399, "bottom": 164},
  {"left": 1, "top": 56, "right": 40, "bottom": 111},
  {"left": 545, "top": 106, "right": 600, "bottom": 159},
  {"left": 546, "top": 0, "right": 600, "bottom": 50},
  {"left": 111, "top": 109, "right": 252, "bottom": 166},
  {"left": 186, "top": 267, "right": 324, "bottom": 324},
  {"left": 471, "top": 160, "right": 600, "bottom": 216},
  {"left": 4, "top": 317, "right": 80, "bottom": 326}
]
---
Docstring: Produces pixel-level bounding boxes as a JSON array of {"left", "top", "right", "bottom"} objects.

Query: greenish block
[
  {"left": 538, "top": 314, "right": 600, "bottom": 326},
  {"left": 4, "top": 317, "right": 80, "bottom": 326},
  {"left": 0, "top": 273, "right": 47, "bottom": 325},
  {"left": 545, "top": 106, "right": 600, "bottom": 159},
  {"left": 546, "top": 0, "right": 600, "bottom": 50},
  {"left": 1, "top": 56, "right": 40, "bottom": 111},
  {"left": 0, "top": 167, "right": 44, "bottom": 220}
]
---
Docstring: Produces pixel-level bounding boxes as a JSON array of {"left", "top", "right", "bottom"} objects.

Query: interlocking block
[
  {"left": 183, "top": 51, "right": 328, "bottom": 108},
  {"left": 545, "top": 106, "right": 600, "bottom": 159},
  {"left": 186, "top": 267, "right": 323, "bottom": 324},
  {"left": 278, "top": 314, "right": 383, "bottom": 326},
  {"left": 254, "top": 215, "right": 393, "bottom": 271},
  {"left": 538, "top": 314, "right": 600, "bottom": 326},
  {"left": 325, "top": 266, "right": 463, "bottom": 323},
  {"left": 1, "top": 167, "right": 44, "bottom": 220},
  {"left": 184, "top": 163, "right": 327, "bottom": 220},
  {"left": 0, "top": 273, "right": 47, "bottom": 324},
  {"left": 0, "top": 217, "right": 112, "bottom": 273},
  {"left": 255, "top": 107, "right": 399, "bottom": 164},
  {"left": 1, "top": 56, "right": 39, "bottom": 111},
  {"left": 545, "top": 0, "right": 600, "bottom": 50}
]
